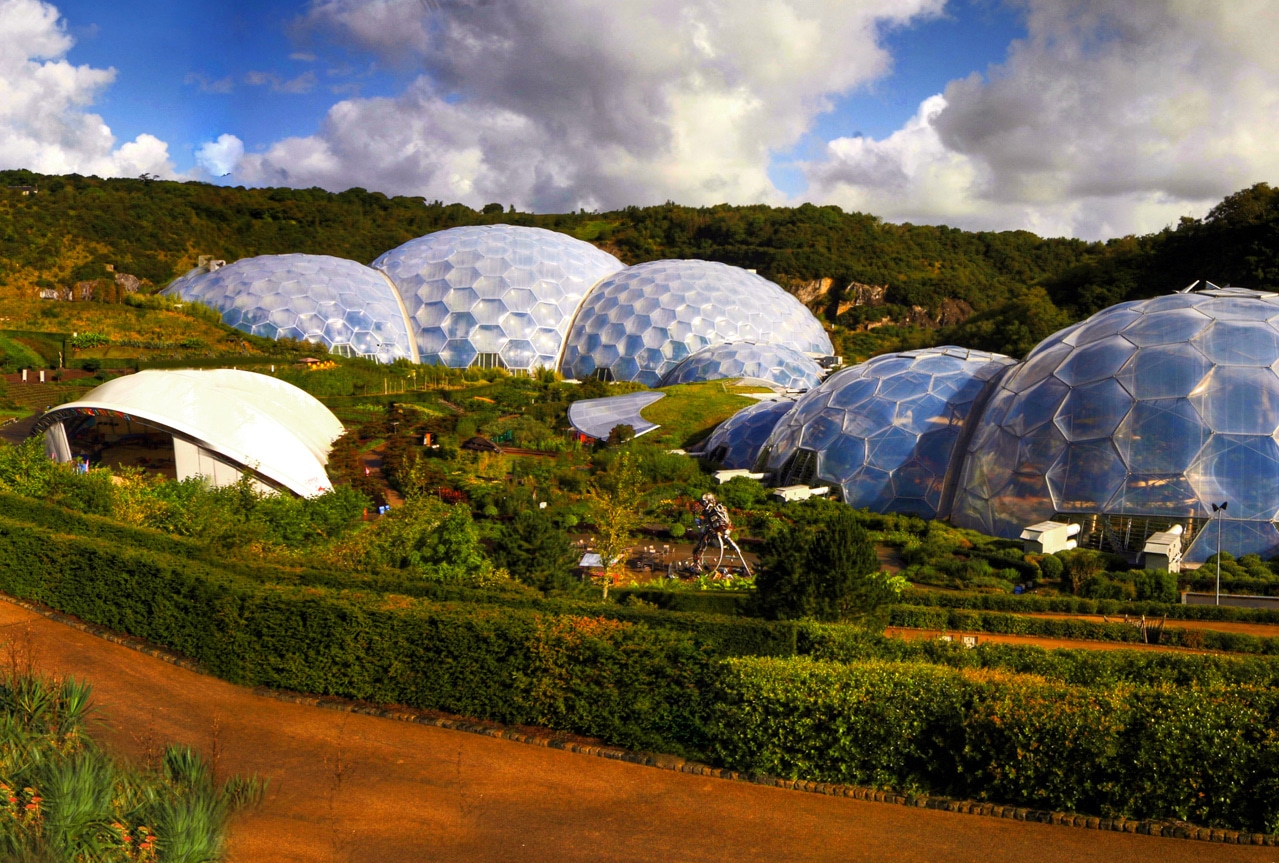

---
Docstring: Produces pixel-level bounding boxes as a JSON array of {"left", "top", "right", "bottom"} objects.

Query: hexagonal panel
[
  {"left": 659, "top": 341, "right": 825, "bottom": 390},
  {"left": 953, "top": 288, "right": 1279, "bottom": 546},
  {"left": 561, "top": 259, "right": 832, "bottom": 384},
  {"left": 760, "top": 346, "right": 1014, "bottom": 520},
  {"left": 702, "top": 398, "right": 797, "bottom": 470},
  {"left": 373, "top": 224, "right": 624, "bottom": 370},
  {"left": 163, "top": 254, "right": 417, "bottom": 364}
]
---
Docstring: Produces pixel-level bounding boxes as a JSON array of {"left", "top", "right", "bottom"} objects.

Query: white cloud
[
  {"left": 0, "top": 0, "right": 176, "bottom": 178},
  {"left": 806, "top": 0, "right": 1279, "bottom": 238},
  {"left": 184, "top": 71, "right": 234, "bottom": 94},
  {"left": 232, "top": 0, "right": 944, "bottom": 210},
  {"left": 194, "top": 133, "right": 244, "bottom": 177},
  {"left": 244, "top": 70, "right": 317, "bottom": 94}
]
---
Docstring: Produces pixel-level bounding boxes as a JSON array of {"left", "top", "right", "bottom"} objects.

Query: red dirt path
[
  {"left": 0, "top": 600, "right": 1272, "bottom": 863},
  {"left": 885, "top": 627, "right": 1222, "bottom": 653},
  {"left": 1026, "top": 612, "right": 1279, "bottom": 638}
]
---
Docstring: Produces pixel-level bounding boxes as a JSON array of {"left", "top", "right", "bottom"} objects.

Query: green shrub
[
  {"left": 0, "top": 517, "right": 713, "bottom": 755},
  {"left": 0, "top": 674, "right": 262, "bottom": 861},
  {"left": 708, "top": 656, "right": 1279, "bottom": 831},
  {"left": 757, "top": 505, "right": 902, "bottom": 620},
  {"left": 490, "top": 510, "right": 576, "bottom": 591},
  {"left": 716, "top": 476, "right": 768, "bottom": 510}
]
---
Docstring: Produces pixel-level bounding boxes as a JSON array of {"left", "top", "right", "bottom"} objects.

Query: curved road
[{"left": 0, "top": 600, "right": 1271, "bottom": 863}]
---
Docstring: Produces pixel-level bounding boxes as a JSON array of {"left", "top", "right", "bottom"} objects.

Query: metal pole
[
  {"left": 1213, "top": 501, "right": 1228, "bottom": 606},
  {"left": 1216, "top": 511, "right": 1222, "bottom": 606}
]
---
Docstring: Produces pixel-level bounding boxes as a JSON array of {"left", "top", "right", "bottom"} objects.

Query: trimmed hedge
[
  {"left": 612, "top": 588, "right": 752, "bottom": 617},
  {"left": 800, "top": 625, "right": 1279, "bottom": 688},
  {"left": 904, "top": 587, "right": 1279, "bottom": 624},
  {"left": 0, "top": 518, "right": 711, "bottom": 754},
  {"left": 0, "top": 495, "right": 796, "bottom": 658},
  {"left": 889, "top": 604, "right": 1279, "bottom": 655},
  {"left": 889, "top": 605, "right": 1144, "bottom": 642},
  {"left": 709, "top": 657, "right": 1279, "bottom": 831}
]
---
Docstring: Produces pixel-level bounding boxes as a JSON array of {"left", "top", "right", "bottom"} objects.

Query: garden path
[{"left": 0, "top": 599, "right": 1270, "bottom": 863}]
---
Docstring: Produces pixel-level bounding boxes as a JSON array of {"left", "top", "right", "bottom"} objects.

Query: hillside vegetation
[{"left": 3, "top": 169, "right": 1279, "bottom": 364}]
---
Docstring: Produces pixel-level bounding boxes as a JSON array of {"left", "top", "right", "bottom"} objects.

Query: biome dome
[
  {"left": 659, "top": 341, "right": 824, "bottom": 390},
  {"left": 952, "top": 286, "right": 1279, "bottom": 561},
  {"left": 163, "top": 254, "right": 417, "bottom": 364},
  {"left": 560, "top": 259, "right": 833, "bottom": 386},
  {"left": 762, "top": 346, "right": 1015, "bottom": 519},
  {"left": 372, "top": 225, "right": 624, "bottom": 371},
  {"left": 702, "top": 398, "right": 797, "bottom": 470}
]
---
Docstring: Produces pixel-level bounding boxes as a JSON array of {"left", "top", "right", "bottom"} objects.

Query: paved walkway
[{"left": 0, "top": 600, "right": 1271, "bottom": 863}]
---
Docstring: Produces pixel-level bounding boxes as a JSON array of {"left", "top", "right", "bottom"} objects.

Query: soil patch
[
  {"left": 1025, "top": 612, "right": 1279, "bottom": 638},
  {"left": 885, "top": 627, "right": 1228, "bottom": 654}
]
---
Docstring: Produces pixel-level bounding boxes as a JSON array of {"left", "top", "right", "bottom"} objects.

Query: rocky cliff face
[{"left": 785, "top": 276, "right": 970, "bottom": 329}]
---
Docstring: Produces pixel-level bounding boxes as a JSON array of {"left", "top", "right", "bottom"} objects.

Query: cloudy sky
[{"left": 2, "top": 0, "right": 1277, "bottom": 239}]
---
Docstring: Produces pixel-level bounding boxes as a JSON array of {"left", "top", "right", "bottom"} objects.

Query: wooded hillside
[{"left": 2, "top": 168, "right": 1277, "bottom": 347}]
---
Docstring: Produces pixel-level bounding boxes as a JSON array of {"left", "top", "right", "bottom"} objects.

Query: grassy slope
[
  {"left": 641, "top": 381, "right": 757, "bottom": 448},
  {"left": 0, "top": 299, "right": 245, "bottom": 356}
]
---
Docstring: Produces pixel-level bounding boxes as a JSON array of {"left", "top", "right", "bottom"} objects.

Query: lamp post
[{"left": 1211, "top": 501, "right": 1228, "bottom": 606}]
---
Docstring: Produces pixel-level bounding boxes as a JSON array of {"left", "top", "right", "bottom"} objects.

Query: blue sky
[
  {"left": 50, "top": 0, "right": 1024, "bottom": 185},
  {"left": 4, "top": 0, "right": 1278, "bottom": 239}
]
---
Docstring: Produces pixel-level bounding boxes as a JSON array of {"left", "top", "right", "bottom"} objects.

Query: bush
[
  {"left": 0, "top": 673, "right": 262, "bottom": 861},
  {"left": 1040, "top": 553, "right": 1064, "bottom": 581},
  {"left": 490, "top": 510, "right": 577, "bottom": 591},
  {"left": 708, "top": 656, "right": 1279, "bottom": 831},
  {"left": 756, "top": 505, "right": 902, "bottom": 620},
  {"left": 0, "top": 515, "right": 713, "bottom": 755},
  {"left": 716, "top": 476, "right": 768, "bottom": 510}
]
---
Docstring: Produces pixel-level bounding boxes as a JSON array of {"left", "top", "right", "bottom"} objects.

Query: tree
[
  {"left": 756, "top": 504, "right": 904, "bottom": 620},
  {"left": 941, "top": 287, "right": 1072, "bottom": 358},
  {"left": 491, "top": 511, "right": 577, "bottom": 591},
  {"left": 605, "top": 423, "right": 636, "bottom": 446},
  {"left": 584, "top": 453, "right": 648, "bottom": 598},
  {"left": 1059, "top": 548, "right": 1106, "bottom": 595}
]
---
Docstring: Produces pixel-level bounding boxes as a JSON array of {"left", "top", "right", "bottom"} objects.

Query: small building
[
  {"left": 29, "top": 369, "right": 344, "bottom": 497},
  {"left": 1020, "top": 521, "right": 1081, "bottom": 555},
  {"left": 461, "top": 436, "right": 503, "bottom": 454},
  {"left": 1142, "top": 525, "right": 1184, "bottom": 573},
  {"left": 771, "top": 484, "right": 831, "bottom": 503}
]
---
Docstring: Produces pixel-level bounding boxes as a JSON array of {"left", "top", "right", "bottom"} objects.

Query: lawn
[{"left": 640, "top": 380, "right": 758, "bottom": 448}]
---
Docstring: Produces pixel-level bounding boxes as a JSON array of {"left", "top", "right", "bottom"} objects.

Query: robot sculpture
[{"left": 690, "top": 493, "right": 752, "bottom": 576}]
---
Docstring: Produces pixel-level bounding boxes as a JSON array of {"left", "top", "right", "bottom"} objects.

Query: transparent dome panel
[
  {"left": 953, "top": 289, "right": 1279, "bottom": 549},
  {"left": 562, "top": 259, "right": 832, "bottom": 385},
  {"left": 762, "top": 346, "right": 1014, "bottom": 519},
  {"left": 374, "top": 224, "right": 623, "bottom": 370},
  {"left": 163, "top": 254, "right": 416, "bottom": 364}
]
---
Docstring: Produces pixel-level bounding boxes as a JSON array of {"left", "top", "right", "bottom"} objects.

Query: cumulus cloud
[
  {"left": 806, "top": 0, "right": 1279, "bottom": 238},
  {"left": 232, "top": 0, "right": 943, "bottom": 210},
  {"left": 0, "top": 0, "right": 175, "bottom": 178},
  {"left": 194, "top": 133, "right": 244, "bottom": 176}
]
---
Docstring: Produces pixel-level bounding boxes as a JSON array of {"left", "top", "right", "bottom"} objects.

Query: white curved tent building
[{"left": 33, "top": 370, "right": 344, "bottom": 497}]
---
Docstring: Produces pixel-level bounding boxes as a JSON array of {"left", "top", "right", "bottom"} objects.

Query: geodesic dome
[
  {"left": 659, "top": 341, "right": 824, "bottom": 390},
  {"left": 951, "top": 287, "right": 1279, "bottom": 562},
  {"left": 703, "top": 398, "right": 797, "bottom": 470},
  {"left": 560, "top": 259, "right": 833, "bottom": 386},
  {"left": 163, "top": 254, "right": 417, "bottom": 364},
  {"left": 763, "top": 346, "right": 1015, "bottom": 519},
  {"left": 372, "top": 225, "right": 624, "bottom": 371}
]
